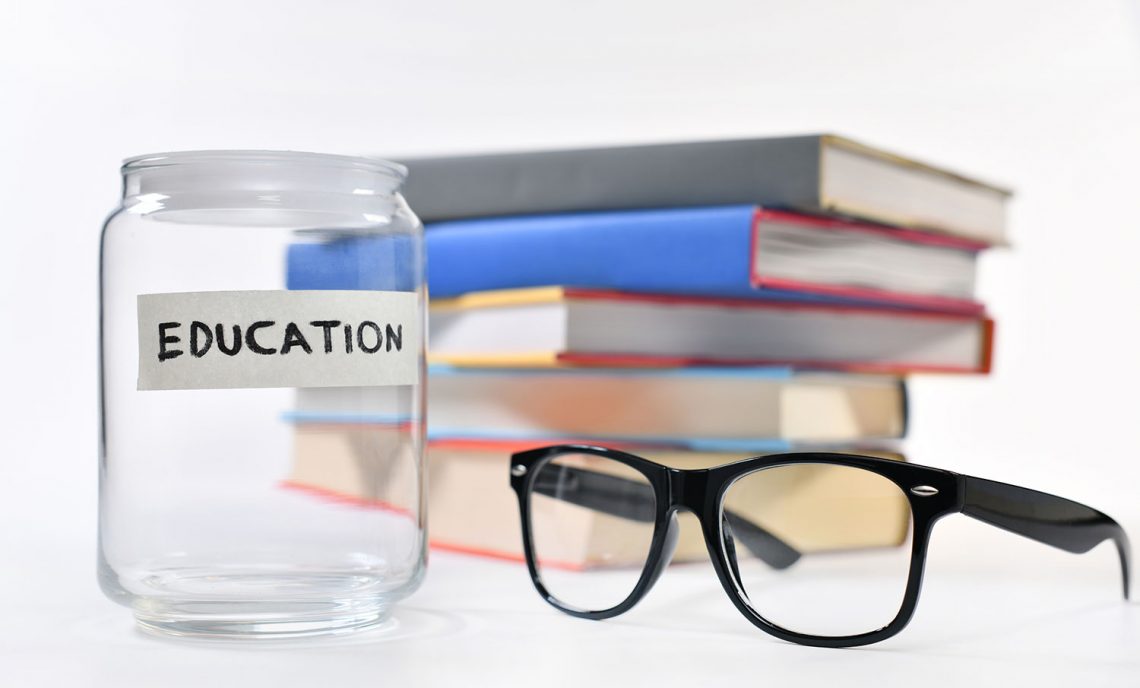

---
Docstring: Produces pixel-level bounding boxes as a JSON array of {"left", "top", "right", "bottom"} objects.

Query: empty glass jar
[{"left": 98, "top": 151, "right": 427, "bottom": 639}]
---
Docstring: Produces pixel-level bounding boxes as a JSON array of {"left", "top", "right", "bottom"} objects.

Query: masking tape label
[{"left": 137, "top": 290, "right": 420, "bottom": 390}]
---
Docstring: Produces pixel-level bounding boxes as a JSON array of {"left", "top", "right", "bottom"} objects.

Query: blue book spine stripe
[{"left": 283, "top": 413, "right": 795, "bottom": 452}]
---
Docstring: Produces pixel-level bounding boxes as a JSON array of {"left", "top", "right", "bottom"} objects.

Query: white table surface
[{"left": 3, "top": 512, "right": 1137, "bottom": 688}]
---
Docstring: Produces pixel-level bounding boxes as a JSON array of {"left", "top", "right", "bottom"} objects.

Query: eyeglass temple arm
[
  {"left": 961, "top": 475, "right": 1131, "bottom": 599},
  {"left": 532, "top": 466, "right": 800, "bottom": 570}
]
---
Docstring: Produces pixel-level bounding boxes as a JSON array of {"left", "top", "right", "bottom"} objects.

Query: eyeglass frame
[{"left": 508, "top": 444, "right": 1131, "bottom": 649}]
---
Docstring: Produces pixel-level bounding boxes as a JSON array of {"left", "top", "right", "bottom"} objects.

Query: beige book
[
  {"left": 284, "top": 423, "right": 420, "bottom": 516},
  {"left": 283, "top": 425, "right": 908, "bottom": 569},
  {"left": 427, "top": 442, "right": 908, "bottom": 568}
]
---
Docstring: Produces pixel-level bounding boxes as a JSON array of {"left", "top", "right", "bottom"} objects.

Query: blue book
[
  {"left": 285, "top": 205, "right": 980, "bottom": 313},
  {"left": 422, "top": 205, "right": 980, "bottom": 312},
  {"left": 286, "top": 234, "right": 418, "bottom": 292},
  {"left": 286, "top": 207, "right": 771, "bottom": 298}
]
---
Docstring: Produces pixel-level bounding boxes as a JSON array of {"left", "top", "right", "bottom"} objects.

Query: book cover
[{"left": 398, "top": 134, "right": 1011, "bottom": 244}]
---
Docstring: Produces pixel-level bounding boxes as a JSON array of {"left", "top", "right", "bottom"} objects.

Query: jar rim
[{"left": 122, "top": 150, "right": 407, "bottom": 179}]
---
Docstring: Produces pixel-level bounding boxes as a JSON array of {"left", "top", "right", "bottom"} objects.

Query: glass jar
[{"left": 98, "top": 151, "right": 427, "bottom": 639}]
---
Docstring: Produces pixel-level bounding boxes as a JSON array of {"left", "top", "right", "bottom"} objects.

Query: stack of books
[{"left": 287, "top": 135, "right": 1010, "bottom": 568}]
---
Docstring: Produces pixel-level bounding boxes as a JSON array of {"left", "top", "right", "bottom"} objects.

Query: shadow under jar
[{"left": 99, "top": 151, "right": 427, "bottom": 639}]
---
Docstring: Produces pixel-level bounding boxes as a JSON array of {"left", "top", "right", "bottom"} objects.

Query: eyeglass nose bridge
[{"left": 667, "top": 467, "right": 710, "bottom": 514}]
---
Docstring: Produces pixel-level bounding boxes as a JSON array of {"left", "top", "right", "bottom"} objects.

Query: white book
[{"left": 427, "top": 288, "right": 993, "bottom": 374}]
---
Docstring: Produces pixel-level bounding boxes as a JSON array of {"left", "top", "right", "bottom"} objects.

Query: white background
[{"left": 1, "top": 1, "right": 1139, "bottom": 685}]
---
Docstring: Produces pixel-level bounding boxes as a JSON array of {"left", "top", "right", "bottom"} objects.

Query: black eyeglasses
[{"left": 508, "top": 445, "right": 1131, "bottom": 648}]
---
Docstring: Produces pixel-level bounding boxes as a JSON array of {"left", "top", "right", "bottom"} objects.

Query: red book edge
[
  {"left": 561, "top": 287, "right": 985, "bottom": 322},
  {"left": 431, "top": 541, "right": 587, "bottom": 572},
  {"left": 748, "top": 208, "right": 986, "bottom": 315},
  {"left": 280, "top": 480, "right": 415, "bottom": 518},
  {"left": 281, "top": 481, "right": 588, "bottom": 571},
  {"left": 555, "top": 333, "right": 995, "bottom": 375}
]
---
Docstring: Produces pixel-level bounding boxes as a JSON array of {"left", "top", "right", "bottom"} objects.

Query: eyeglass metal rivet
[
  {"left": 910, "top": 485, "right": 939, "bottom": 497},
  {"left": 511, "top": 465, "right": 528, "bottom": 477}
]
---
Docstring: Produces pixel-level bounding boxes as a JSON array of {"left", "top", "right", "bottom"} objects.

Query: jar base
[
  {"left": 134, "top": 603, "right": 390, "bottom": 640},
  {"left": 122, "top": 568, "right": 404, "bottom": 640}
]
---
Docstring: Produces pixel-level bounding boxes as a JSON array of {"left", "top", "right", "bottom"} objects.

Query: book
[
  {"left": 412, "top": 366, "right": 903, "bottom": 449},
  {"left": 429, "top": 287, "right": 994, "bottom": 374},
  {"left": 281, "top": 431, "right": 909, "bottom": 569},
  {"left": 284, "top": 234, "right": 419, "bottom": 292},
  {"left": 423, "top": 205, "right": 985, "bottom": 313},
  {"left": 280, "top": 421, "right": 420, "bottom": 517},
  {"left": 398, "top": 135, "right": 1011, "bottom": 244}
]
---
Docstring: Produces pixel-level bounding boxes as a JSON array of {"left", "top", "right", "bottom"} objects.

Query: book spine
[
  {"left": 399, "top": 136, "right": 823, "bottom": 222},
  {"left": 424, "top": 205, "right": 758, "bottom": 298}
]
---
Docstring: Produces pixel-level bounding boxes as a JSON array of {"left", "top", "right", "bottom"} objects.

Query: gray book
[{"left": 398, "top": 134, "right": 1011, "bottom": 244}]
